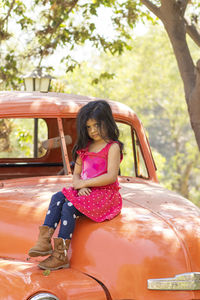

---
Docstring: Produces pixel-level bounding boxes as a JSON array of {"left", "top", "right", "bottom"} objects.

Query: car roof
[{"left": 0, "top": 91, "right": 139, "bottom": 125}]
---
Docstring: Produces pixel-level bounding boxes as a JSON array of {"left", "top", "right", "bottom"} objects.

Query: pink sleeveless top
[
  {"left": 62, "top": 141, "right": 122, "bottom": 222},
  {"left": 78, "top": 142, "right": 118, "bottom": 180}
]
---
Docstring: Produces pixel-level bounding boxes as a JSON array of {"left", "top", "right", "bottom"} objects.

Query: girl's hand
[{"left": 78, "top": 187, "right": 91, "bottom": 196}]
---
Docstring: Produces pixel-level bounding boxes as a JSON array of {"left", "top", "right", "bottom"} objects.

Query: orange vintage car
[{"left": 0, "top": 91, "right": 200, "bottom": 300}]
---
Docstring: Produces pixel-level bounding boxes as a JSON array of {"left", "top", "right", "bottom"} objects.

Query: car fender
[{"left": 0, "top": 259, "right": 107, "bottom": 300}]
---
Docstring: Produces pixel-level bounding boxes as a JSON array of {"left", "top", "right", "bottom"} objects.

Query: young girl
[{"left": 28, "top": 100, "right": 123, "bottom": 270}]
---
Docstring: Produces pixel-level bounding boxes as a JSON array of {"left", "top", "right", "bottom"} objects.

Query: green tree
[{"left": 0, "top": 0, "right": 32, "bottom": 88}]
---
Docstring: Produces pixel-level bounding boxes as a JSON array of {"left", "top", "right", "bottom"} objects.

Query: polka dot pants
[{"left": 43, "top": 191, "right": 82, "bottom": 239}]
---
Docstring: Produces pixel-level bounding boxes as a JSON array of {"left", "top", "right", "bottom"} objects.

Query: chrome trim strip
[{"left": 148, "top": 272, "right": 200, "bottom": 290}]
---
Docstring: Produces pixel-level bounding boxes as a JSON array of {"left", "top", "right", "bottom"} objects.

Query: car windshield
[{"left": 0, "top": 117, "right": 149, "bottom": 180}]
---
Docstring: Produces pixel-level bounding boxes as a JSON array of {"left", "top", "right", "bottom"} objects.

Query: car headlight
[{"left": 29, "top": 293, "right": 59, "bottom": 300}]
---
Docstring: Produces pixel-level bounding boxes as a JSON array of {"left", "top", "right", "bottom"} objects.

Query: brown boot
[
  {"left": 28, "top": 225, "right": 54, "bottom": 257},
  {"left": 38, "top": 238, "right": 70, "bottom": 270}
]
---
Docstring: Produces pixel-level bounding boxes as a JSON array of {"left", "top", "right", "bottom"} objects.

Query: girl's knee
[
  {"left": 62, "top": 201, "right": 73, "bottom": 213},
  {"left": 51, "top": 191, "right": 65, "bottom": 205},
  {"left": 65, "top": 200, "right": 82, "bottom": 216},
  {"left": 62, "top": 202, "right": 77, "bottom": 218}
]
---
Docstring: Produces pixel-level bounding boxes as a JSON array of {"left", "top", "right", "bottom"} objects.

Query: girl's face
[{"left": 86, "top": 118, "right": 106, "bottom": 142}]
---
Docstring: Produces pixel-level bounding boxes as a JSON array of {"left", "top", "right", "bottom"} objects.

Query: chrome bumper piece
[{"left": 148, "top": 272, "right": 200, "bottom": 290}]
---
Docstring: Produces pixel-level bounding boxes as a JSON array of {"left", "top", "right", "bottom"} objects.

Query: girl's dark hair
[{"left": 72, "top": 100, "right": 123, "bottom": 161}]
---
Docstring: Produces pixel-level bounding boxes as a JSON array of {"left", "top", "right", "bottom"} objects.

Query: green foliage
[
  {"left": 91, "top": 72, "right": 115, "bottom": 85},
  {"left": 16, "top": 129, "right": 33, "bottom": 157},
  {"left": 0, "top": 51, "right": 23, "bottom": 89},
  {"left": 0, "top": 0, "right": 149, "bottom": 88}
]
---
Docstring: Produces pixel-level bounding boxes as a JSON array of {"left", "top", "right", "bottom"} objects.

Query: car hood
[
  {"left": 70, "top": 177, "right": 200, "bottom": 299},
  {"left": 1, "top": 176, "right": 200, "bottom": 300}
]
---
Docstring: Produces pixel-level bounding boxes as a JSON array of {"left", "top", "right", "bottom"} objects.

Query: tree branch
[
  {"left": 177, "top": 0, "right": 189, "bottom": 16},
  {"left": 141, "top": 0, "right": 162, "bottom": 19},
  {"left": 67, "top": 0, "right": 79, "bottom": 14},
  {"left": 180, "top": 160, "right": 193, "bottom": 198},
  {"left": 2, "top": 0, "right": 16, "bottom": 23},
  {"left": 37, "top": 0, "right": 79, "bottom": 67},
  {"left": 185, "top": 18, "right": 200, "bottom": 48}
]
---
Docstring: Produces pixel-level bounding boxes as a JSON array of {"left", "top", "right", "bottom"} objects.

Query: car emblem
[{"left": 148, "top": 272, "right": 200, "bottom": 290}]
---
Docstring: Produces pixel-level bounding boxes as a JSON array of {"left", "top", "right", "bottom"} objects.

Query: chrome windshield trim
[{"left": 148, "top": 272, "right": 200, "bottom": 290}]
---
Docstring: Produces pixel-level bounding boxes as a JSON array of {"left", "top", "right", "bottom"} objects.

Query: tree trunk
[
  {"left": 141, "top": 0, "right": 200, "bottom": 150},
  {"left": 163, "top": 21, "right": 200, "bottom": 150},
  {"left": 188, "top": 60, "right": 200, "bottom": 150},
  {"left": 179, "top": 162, "right": 194, "bottom": 199}
]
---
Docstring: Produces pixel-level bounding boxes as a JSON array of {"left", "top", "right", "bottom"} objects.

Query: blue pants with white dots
[{"left": 43, "top": 191, "right": 82, "bottom": 239}]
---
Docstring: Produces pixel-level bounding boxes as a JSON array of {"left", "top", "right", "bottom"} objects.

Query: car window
[
  {"left": 117, "top": 122, "right": 136, "bottom": 177},
  {"left": 117, "top": 122, "right": 149, "bottom": 178},
  {"left": 0, "top": 118, "right": 48, "bottom": 158},
  {"left": 133, "top": 130, "right": 149, "bottom": 178}
]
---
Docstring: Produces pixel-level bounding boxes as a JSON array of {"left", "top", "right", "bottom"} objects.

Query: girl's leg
[
  {"left": 43, "top": 191, "right": 66, "bottom": 230},
  {"left": 38, "top": 200, "right": 82, "bottom": 270},
  {"left": 29, "top": 191, "right": 65, "bottom": 257},
  {"left": 58, "top": 200, "right": 82, "bottom": 239}
]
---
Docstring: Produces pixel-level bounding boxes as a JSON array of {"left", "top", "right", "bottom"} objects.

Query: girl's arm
[
  {"left": 72, "top": 155, "right": 82, "bottom": 183},
  {"left": 73, "top": 143, "right": 121, "bottom": 189},
  {"left": 73, "top": 155, "right": 91, "bottom": 195}
]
